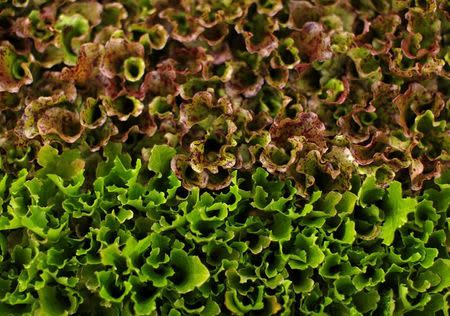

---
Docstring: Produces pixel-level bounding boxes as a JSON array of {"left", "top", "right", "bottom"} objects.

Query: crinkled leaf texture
[
  {"left": 0, "top": 0, "right": 449, "bottom": 315},
  {"left": 0, "top": 143, "right": 447, "bottom": 315}
]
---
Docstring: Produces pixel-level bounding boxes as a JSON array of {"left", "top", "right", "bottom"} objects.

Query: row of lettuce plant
[
  {"left": 1, "top": 0, "right": 449, "bottom": 194},
  {"left": 0, "top": 143, "right": 448, "bottom": 315}
]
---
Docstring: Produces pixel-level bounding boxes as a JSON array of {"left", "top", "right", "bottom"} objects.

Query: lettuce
[
  {"left": 0, "top": 0, "right": 449, "bottom": 314},
  {"left": 0, "top": 144, "right": 448, "bottom": 313}
]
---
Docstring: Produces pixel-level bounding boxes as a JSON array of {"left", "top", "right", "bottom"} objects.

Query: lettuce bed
[
  {"left": 0, "top": 144, "right": 449, "bottom": 315},
  {"left": 0, "top": 0, "right": 449, "bottom": 315}
]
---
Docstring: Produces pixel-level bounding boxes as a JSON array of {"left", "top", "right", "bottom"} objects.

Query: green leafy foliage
[{"left": 0, "top": 144, "right": 447, "bottom": 315}]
